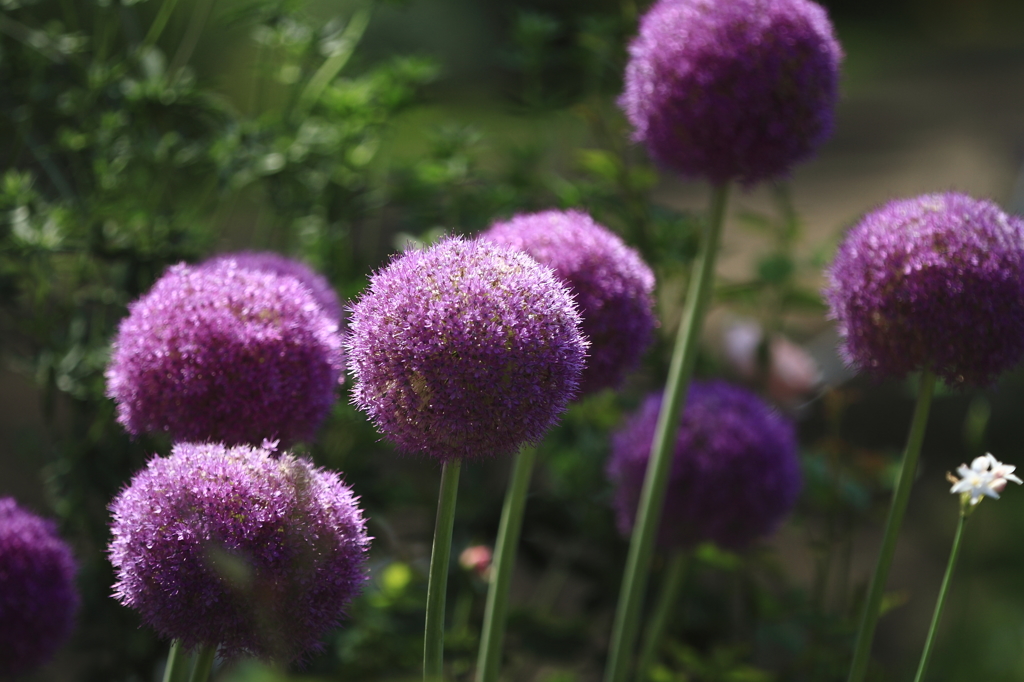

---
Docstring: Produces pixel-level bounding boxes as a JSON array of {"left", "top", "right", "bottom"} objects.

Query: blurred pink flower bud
[
  {"left": 721, "top": 318, "right": 820, "bottom": 407},
  {"left": 459, "top": 545, "right": 492, "bottom": 579}
]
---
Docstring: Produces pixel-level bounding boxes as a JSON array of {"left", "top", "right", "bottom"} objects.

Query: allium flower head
[
  {"left": 606, "top": 381, "right": 801, "bottom": 550},
  {"left": 481, "top": 210, "right": 656, "bottom": 395},
  {"left": 619, "top": 0, "right": 842, "bottom": 184},
  {"left": 106, "top": 262, "right": 344, "bottom": 446},
  {"left": 108, "top": 442, "right": 370, "bottom": 661},
  {"left": 825, "top": 192, "right": 1024, "bottom": 386},
  {"left": 0, "top": 498, "right": 78, "bottom": 677},
  {"left": 201, "top": 251, "right": 343, "bottom": 324},
  {"left": 346, "top": 236, "right": 587, "bottom": 461}
]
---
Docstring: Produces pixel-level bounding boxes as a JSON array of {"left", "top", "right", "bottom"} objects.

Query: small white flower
[{"left": 949, "top": 453, "right": 1021, "bottom": 504}]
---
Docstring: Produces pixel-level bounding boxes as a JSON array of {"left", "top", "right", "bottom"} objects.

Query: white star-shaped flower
[{"left": 950, "top": 453, "right": 1021, "bottom": 505}]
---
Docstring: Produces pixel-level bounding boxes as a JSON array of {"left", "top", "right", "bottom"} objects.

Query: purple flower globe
[
  {"left": 200, "top": 251, "right": 344, "bottom": 324},
  {"left": 606, "top": 381, "right": 801, "bottom": 550},
  {"left": 0, "top": 498, "right": 78, "bottom": 677},
  {"left": 619, "top": 0, "right": 842, "bottom": 185},
  {"left": 108, "top": 442, "right": 370, "bottom": 661},
  {"left": 481, "top": 210, "right": 657, "bottom": 395},
  {"left": 106, "top": 262, "right": 344, "bottom": 446},
  {"left": 825, "top": 192, "right": 1024, "bottom": 386},
  {"left": 346, "top": 236, "right": 588, "bottom": 461}
]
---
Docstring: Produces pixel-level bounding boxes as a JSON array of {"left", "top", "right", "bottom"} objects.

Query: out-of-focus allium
[
  {"left": 108, "top": 442, "right": 369, "bottom": 662},
  {"left": 0, "top": 498, "right": 78, "bottom": 678},
  {"left": 346, "top": 237, "right": 587, "bottom": 461},
  {"left": 201, "top": 251, "right": 343, "bottom": 324},
  {"left": 606, "top": 381, "right": 801, "bottom": 550},
  {"left": 481, "top": 210, "right": 656, "bottom": 394},
  {"left": 106, "top": 262, "right": 344, "bottom": 446},
  {"left": 619, "top": 0, "right": 842, "bottom": 185},
  {"left": 824, "top": 192, "right": 1024, "bottom": 386}
]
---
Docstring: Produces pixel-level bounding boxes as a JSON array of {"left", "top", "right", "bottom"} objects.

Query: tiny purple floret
[
  {"left": 481, "top": 210, "right": 657, "bottom": 395},
  {"left": 825, "top": 192, "right": 1024, "bottom": 386},
  {"left": 106, "top": 262, "right": 344, "bottom": 446},
  {"left": 619, "top": 0, "right": 842, "bottom": 185},
  {"left": 0, "top": 498, "right": 79, "bottom": 677},
  {"left": 346, "top": 237, "right": 588, "bottom": 461},
  {"left": 108, "top": 442, "right": 370, "bottom": 662},
  {"left": 200, "top": 251, "right": 344, "bottom": 325},
  {"left": 606, "top": 381, "right": 801, "bottom": 550}
]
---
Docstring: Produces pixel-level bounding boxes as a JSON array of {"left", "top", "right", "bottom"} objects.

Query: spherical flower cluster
[
  {"left": 106, "top": 262, "right": 344, "bottom": 446},
  {"left": 824, "top": 192, "right": 1024, "bottom": 386},
  {"left": 108, "top": 442, "right": 370, "bottom": 661},
  {"left": 606, "top": 381, "right": 801, "bottom": 550},
  {"left": 201, "top": 251, "right": 343, "bottom": 324},
  {"left": 619, "top": 0, "right": 842, "bottom": 185},
  {"left": 346, "top": 237, "right": 588, "bottom": 461},
  {"left": 0, "top": 498, "right": 78, "bottom": 678},
  {"left": 481, "top": 210, "right": 656, "bottom": 394}
]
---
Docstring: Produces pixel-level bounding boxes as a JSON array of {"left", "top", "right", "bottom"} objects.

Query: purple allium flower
[
  {"left": 619, "top": 0, "right": 842, "bottom": 185},
  {"left": 606, "top": 381, "right": 801, "bottom": 550},
  {"left": 346, "top": 236, "right": 588, "bottom": 461},
  {"left": 106, "top": 262, "right": 344, "bottom": 446},
  {"left": 108, "top": 442, "right": 370, "bottom": 662},
  {"left": 824, "top": 192, "right": 1024, "bottom": 386},
  {"left": 481, "top": 210, "right": 657, "bottom": 395},
  {"left": 200, "top": 251, "right": 343, "bottom": 325},
  {"left": 0, "top": 498, "right": 78, "bottom": 677}
]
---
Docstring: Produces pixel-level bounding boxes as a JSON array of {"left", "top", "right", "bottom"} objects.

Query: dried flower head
[
  {"left": 606, "top": 381, "right": 801, "bottom": 550},
  {"left": 0, "top": 498, "right": 78, "bottom": 678},
  {"left": 108, "top": 442, "right": 369, "bottom": 662},
  {"left": 346, "top": 237, "right": 587, "bottom": 461},
  {"left": 201, "top": 251, "right": 343, "bottom": 324},
  {"left": 619, "top": 0, "right": 842, "bottom": 184},
  {"left": 825, "top": 192, "right": 1024, "bottom": 386},
  {"left": 481, "top": 210, "right": 656, "bottom": 394},
  {"left": 106, "top": 262, "right": 344, "bottom": 446}
]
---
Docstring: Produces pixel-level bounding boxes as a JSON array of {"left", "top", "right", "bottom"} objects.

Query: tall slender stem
[
  {"left": 188, "top": 644, "right": 217, "bottom": 682},
  {"left": 847, "top": 369, "right": 937, "bottom": 682},
  {"left": 424, "top": 458, "right": 463, "bottom": 682},
  {"left": 162, "top": 640, "right": 193, "bottom": 682},
  {"left": 604, "top": 182, "right": 730, "bottom": 682},
  {"left": 142, "top": 0, "right": 180, "bottom": 48},
  {"left": 636, "top": 550, "right": 688, "bottom": 679},
  {"left": 475, "top": 445, "right": 538, "bottom": 682},
  {"left": 913, "top": 508, "right": 967, "bottom": 682}
]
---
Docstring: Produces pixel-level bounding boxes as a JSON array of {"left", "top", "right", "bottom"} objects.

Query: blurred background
[{"left": 1, "top": 0, "right": 1024, "bottom": 680}]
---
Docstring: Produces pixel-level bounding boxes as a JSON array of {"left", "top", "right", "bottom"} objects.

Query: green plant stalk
[
  {"left": 847, "top": 369, "right": 937, "bottom": 682},
  {"left": 424, "top": 458, "right": 463, "bottom": 682},
  {"left": 294, "top": 9, "right": 371, "bottom": 118},
  {"left": 913, "top": 507, "right": 967, "bottom": 682},
  {"left": 143, "top": 0, "right": 181, "bottom": 48},
  {"left": 636, "top": 549, "right": 688, "bottom": 679},
  {"left": 188, "top": 644, "right": 217, "bottom": 682},
  {"left": 603, "top": 182, "right": 730, "bottom": 682},
  {"left": 162, "top": 640, "right": 193, "bottom": 682},
  {"left": 475, "top": 445, "right": 538, "bottom": 682}
]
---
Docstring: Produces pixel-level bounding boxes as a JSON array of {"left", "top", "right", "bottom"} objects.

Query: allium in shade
[
  {"left": 106, "top": 262, "right": 344, "bottom": 446},
  {"left": 824, "top": 192, "right": 1024, "bottom": 386},
  {"left": 346, "top": 236, "right": 587, "bottom": 461},
  {"left": 606, "top": 381, "right": 801, "bottom": 550},
  {"left": 481, "top": 210, "right": 656, "bottom": 394},
  {"left": 108, "top": 442, "right": 370, "bottom": 661},
  {"left": 619, "top": 0, "right": 842, "bottom": 185},
  {"left": 0, "top": 498, "right": 78, "bottom": 678},
  {"left": 201, "top": 251, "right": 344, "bottom": 324}
]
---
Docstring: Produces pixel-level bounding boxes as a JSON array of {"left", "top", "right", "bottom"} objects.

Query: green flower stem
[
  {"left": 425, "top": 458, "right": 463, "bottom": 682},
  {"left": 604, "top": 182, "right": 730, "bottom": 682},
  {"left": 188, "top": 644, "right": 217, "bottom": 682},
  {"left": 636, "top": 550, "right": 688, "bottom": 679},
  {"left": 142, "top": 0, "right": 181, "bottom": 48},
  {"left": 913, "top": 507, "right": 968, "bottom": 682},
  {"left": 162, "top": 640, "right": 193, "bottom": 682},
  {"left": 475, "top": 445, "right": 538, "bottom": 682},
  {"left": 847, "top": 369, "right": 937, "bottom": 682}
]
